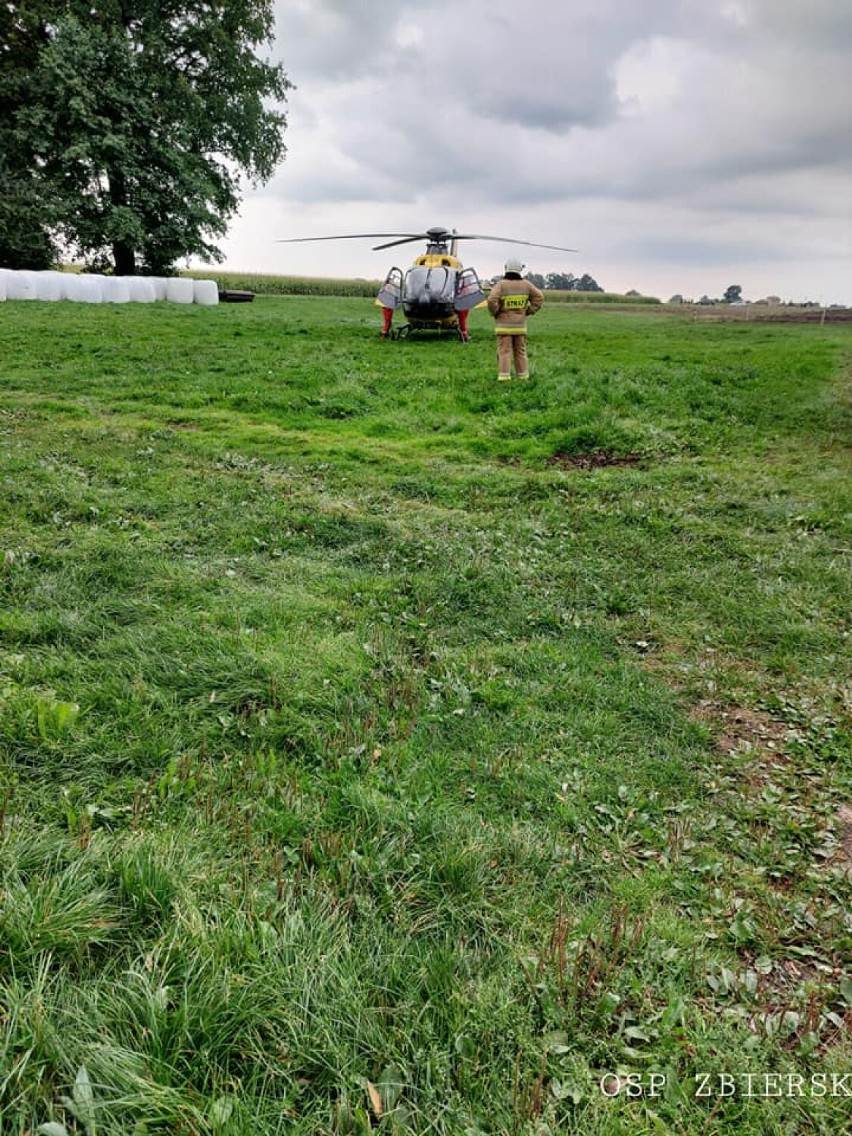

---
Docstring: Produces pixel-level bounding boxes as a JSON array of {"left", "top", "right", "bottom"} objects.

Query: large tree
[{"left": 5, "top": 1, "right": 290, "bottom": 274}]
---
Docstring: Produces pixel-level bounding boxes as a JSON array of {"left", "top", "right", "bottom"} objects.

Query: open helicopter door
[
  {"left": 453, "top": 267, "right": 487, "bottom": 311},
  {"left": 377, "top": 266, "right": 404, "bottom": 309}
]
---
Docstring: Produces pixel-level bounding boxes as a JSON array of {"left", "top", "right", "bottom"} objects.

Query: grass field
[{"left": 0, "top": 295, "right": 850, "bottom": 1135}]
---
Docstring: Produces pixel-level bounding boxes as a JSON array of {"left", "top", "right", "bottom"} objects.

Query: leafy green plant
[{"left": 37, "top": 1066, "right": 96, "bottom": 1136}]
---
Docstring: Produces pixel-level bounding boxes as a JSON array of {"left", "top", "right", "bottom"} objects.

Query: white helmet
[{"left": 505, "top": 257, "right": 525, "bottom": 274}]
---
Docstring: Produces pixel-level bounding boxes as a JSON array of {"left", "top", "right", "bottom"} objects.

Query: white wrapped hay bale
[
  {"left": 150, "top": 277, "right": 168, "bottom": 300},
  {"left": 165, "top": 277, "right": 194, "bottom": 304},
  {"left": 51, "top": 271, "right": 71, "bottom": 299},
  {"left": 0, "top": 270, "right": 7, "bottom": 301},
  {"left": 76, "top": 274, "right": 106, "bottom": 302},
  {"left": 66, "top": 274, "right": 105, "bottom": 303},
  {"left": 63, "top": 274, "right": 85, "bottom": 302},
  {"left": 127, "top": 276, "right": 157, "bottom": 302},
  {"left": 193, "top": 279, "right": 219, "bottom": 306},
  {"left": 5, "top": 271, "right": 38, "bottom": 300},
  {"left": 102, "top": 276, "right": 130, "bottom": 303},
  {"left": 34, "top": 271, "right": 66, "bottom": 301}
]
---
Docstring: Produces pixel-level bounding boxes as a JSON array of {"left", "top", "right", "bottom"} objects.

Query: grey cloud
[
  {"left": 693, "top": 167, "right": 852, "bottom": 218},
  {"left": 743, "top": 0, "right": 852, "bottom": 49},
  {"left": 617, "top": 235, "right": 787, "bottom": 266},
  {"left": 273, "top": 0, "right": 411, "bottom": 81},
  {"left": 276, "top": 0, "right": 851, "bottom": 207},
  {"left": 272, "top": 171, "right": 410, "bottom": 206},
  {"left": 275, "top": 0, "right": 684, "bottom": 132}
]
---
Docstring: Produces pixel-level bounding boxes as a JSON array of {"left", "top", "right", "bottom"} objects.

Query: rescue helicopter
[{"left": 276, "top": 226, "right": 576, "bottom": 341}]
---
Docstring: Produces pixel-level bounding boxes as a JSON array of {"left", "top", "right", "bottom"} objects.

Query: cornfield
[{"left": 180, "top": 269, "right": 662, "bottom": 304}]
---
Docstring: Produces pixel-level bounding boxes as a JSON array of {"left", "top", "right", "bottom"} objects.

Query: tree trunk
[
  {"left": 108, "top": 167, "right": 136, "bottom": 275},
  {"left": 112, "top": 239, "right": 136, "bottom": 276}
]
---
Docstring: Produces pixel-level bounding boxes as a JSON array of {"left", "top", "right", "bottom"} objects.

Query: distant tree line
[
  {"left": 0, "top": 1, "right": 290, "bottom": 274},
  {"left": 525, "top": 272, "right": 604, "bottom": 292},
  {"left": 670, "top": 285, "right": 745, "bottom": 305}
]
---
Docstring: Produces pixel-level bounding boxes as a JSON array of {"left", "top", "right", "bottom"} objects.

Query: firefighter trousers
[{"left": 496, "top": 332, "right": 529, "bottom": 379}]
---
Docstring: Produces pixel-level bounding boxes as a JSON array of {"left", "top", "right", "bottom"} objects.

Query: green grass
[{"left": 0, "top": 296, "right": 850, "bottom": 1135}]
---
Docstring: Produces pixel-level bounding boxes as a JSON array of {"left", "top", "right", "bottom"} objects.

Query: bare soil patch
[
  {"left": 546, "top": 450, "right": 644, "bottom": 471},
  {"left": 832, "top": 804, "right": 852, "bottom": 871},
  {"left": 690, "top": 700, "right": 790, "bottom": 761}
]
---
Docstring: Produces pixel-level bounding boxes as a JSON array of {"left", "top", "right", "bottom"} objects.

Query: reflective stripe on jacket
[{"left": 487, "top": 277, "right": 544, "bottom": 334}]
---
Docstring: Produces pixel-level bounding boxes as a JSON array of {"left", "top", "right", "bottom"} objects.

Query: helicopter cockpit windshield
[{"left": 403, "top": 266, "right": 455, "bottom": 308}]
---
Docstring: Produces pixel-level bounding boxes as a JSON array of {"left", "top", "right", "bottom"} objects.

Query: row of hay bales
[{"left": 0, "top": 269, "right": 219, "bottom": 305}]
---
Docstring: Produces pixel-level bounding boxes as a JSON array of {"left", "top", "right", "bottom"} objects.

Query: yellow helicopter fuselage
[{"left": 413, "top": 252, "right": 463, "bottom": 270}]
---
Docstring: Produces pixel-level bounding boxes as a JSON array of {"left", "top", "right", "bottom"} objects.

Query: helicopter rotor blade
[
  {"left": 275, "top": 230, "right": 577, "bottom": 253},
  {"left": 275, "top": 233, "right": 424, "bottom": 244},
  {"left": 370, "top": 235, "right": 433, "bottom": 251},
  {"left": 452, "top": 234, "right": 577, "bottom": 253}
]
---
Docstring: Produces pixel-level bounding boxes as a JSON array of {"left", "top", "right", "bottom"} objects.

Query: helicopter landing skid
[{"left": 389, "top": 322, "right": 468, "bottom": 342}]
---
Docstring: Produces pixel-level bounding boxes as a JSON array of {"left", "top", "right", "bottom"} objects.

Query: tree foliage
[
  {"left": 0, "top": 1, "right": 58, "bottom": 267},
  {"left": 723, "top": 283, "right": 743, "bottom": 304},
  {"left": 1, "top": 1, "right": 291, "bottom": 273},
  {"left": 525, "top": 271, "right": 604, "bottom": 292}
]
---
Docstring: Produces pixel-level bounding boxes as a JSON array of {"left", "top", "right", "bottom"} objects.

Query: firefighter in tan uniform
[{"left": 486, "top": 257, "right": 544, "bottom": 381}]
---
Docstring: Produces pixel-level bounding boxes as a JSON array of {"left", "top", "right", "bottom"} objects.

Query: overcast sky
[{"left": 215, "top": 0, "right": 852, "bottom": 304}]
